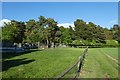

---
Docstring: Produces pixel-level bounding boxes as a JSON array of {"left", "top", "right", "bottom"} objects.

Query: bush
[
  {"left": 72, "top": 40, "right": 82, "bottom": 45},
  {"left": 105, "top": 40, "right": 119, "bottom": 47},
  {"left": 69, "top": 40, "right": 119, "bottom": 48}
]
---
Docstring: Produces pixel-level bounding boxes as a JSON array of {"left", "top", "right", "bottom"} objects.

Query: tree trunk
[{"left": 54, "top": 42, "right": 55, "bottom": 48}]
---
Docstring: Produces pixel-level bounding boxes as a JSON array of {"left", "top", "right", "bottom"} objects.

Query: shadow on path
[{"left": 2, "top": 58, "right": 35, "bottom": 72}]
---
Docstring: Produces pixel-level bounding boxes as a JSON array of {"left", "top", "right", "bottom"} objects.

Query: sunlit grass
[
  {"left": 2, "top": 48, "right": 84, "bottom": 78},
  {"left": 2, "top": 48, "right": 118, "bottom": 78},
  {"left": 79, "top": 48, "right": 118, "bottom": 78}
]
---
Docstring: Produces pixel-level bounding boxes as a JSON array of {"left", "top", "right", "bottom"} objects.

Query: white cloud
[
  {"left": 86, "top": 22, "right": 89, "bottom": 24},
  {"left": 57, "top": 23, "right": 74, "bottom": 28},
  {"left": 0, "top": 19, "right": 11, "bottom": 27}
]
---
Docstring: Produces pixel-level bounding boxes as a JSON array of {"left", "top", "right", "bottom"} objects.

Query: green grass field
[
  {"left": 79, "top": 48, "right": 118, "bottom": 78},
  {"left": 99, "top": 48, "right": 118, "bottom": 60},
  {"left": 1, "top": 48, "right": 119, "bottom": 78},
  {"left": 1, "top": 48, "right": 84, "bottom": 78}
]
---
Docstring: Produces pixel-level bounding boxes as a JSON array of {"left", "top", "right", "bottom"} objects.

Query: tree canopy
[{"left": 2, "top": 16, "right": 120, "bottom": 48}]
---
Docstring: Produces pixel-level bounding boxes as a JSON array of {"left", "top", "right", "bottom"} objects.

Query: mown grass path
[
  {"left": 99, "top": 48, "right": 118, "bottom": 60},
  {"left": 79, "top": 48, "right": 118, "bottom": 78}
]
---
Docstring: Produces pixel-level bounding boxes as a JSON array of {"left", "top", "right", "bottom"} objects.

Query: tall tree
[
  {"left": 74, "top": 19, "right": 87, "bottom": 40},
  {"left": 2, "top": 20, "right": 25, "bottom": 43},
  {"left": 13, "top": 21, "right": 26, "bottom": 43},
  {"left": 37, "top": 16, "right": 48, "bottom": 47},
  {"left": 24, "top": 19, "right": 37, "bottom": 43},
  {"left": 104, "top": 28, "right": 113, "bottom": 40},
  {"left": 47, "top": 18, "right": 58, "bottom": 48},
  {"left": 111, "top": 24, "right": 120, "bottom": 43}
]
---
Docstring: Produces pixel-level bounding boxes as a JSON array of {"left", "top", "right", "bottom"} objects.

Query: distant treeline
[{"left": 1, "top": 16, "right": 120, "bottom": 48}]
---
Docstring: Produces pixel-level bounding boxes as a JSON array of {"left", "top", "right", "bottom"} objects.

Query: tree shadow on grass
[
  {"left": 2, "top": 58, "right": 35, "bottom": 72},
  {"left": 2, "top": 49, "right": 41, "bottom": 59}
]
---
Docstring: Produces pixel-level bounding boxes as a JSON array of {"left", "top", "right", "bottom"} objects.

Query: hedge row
[{"left": 68, "top": 40, "right": 120, "bottom": 48}]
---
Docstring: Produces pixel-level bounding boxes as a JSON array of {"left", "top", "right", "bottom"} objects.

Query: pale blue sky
[{"left": 2, "top": 2, "right": 118, "bottom": 28}]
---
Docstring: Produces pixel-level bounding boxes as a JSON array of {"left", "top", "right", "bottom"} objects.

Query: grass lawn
[
  {"left": 79, "top": 48, "right": 118, "bottom": 78},
  {"left": 1, "top": 47, "right": 119, "bottom": 78},
  {"left": 1, "top": 48, "right": 84, "bottom": 78},
  {"left": 99, "top": 48, "right": 118, "bottom": 60}
]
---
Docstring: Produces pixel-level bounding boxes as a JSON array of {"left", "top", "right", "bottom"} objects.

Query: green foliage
[
  {"left": 0, "top": 28, "right": 2, "bottom": 40},
  {"left": 112, "top": 25, "right": 120, "bottom": 43},
  {"left": 1, "top": 16, "right": 119, "bottom": 47},
  {"left": 25, "top": 19, "right": 37, "bottom": 43},
  {"left": 2, "top": 21, "right": 22, "bottom": 43},
  {"left": 72, "top": 40, "right": 81, "bottom": 45},
  {"left": 105, "top": 40, "right": 119, "bottom": 46},
  {"left": 59, "top": 27, "right": 72, "bottom": 44},
  {"left": 74, "top": 20, "right": 106, "bottom": 41},
  {"left": 29, "top": 33, "right": 42, "bottom": 43}
]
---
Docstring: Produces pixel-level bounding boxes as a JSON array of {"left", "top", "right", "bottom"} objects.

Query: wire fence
[{"left": 56, "top": 46, "right": 88, "bottom": 79}]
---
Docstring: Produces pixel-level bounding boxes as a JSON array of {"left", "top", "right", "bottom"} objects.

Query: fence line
[
  {"left": 75, "top": 46, "right": 88, "bottom": 78},
  {"left": 56, "top": 46, "right": 88, "bottom": 79}
]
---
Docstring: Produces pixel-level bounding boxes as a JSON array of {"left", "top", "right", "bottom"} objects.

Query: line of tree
[{"left": 1, "top": 16, "right": 120, "bottom": 48}]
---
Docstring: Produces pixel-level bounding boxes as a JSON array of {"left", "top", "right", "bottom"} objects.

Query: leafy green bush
[
  {"left": 70, "top": 40, "right": 119, "bottom": 48},
  {"left": 105, "top": 40, "right": 119, "bottom": 47},
  {"left": 72, "top": 40, "right": 82, "bottom": 45}
]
